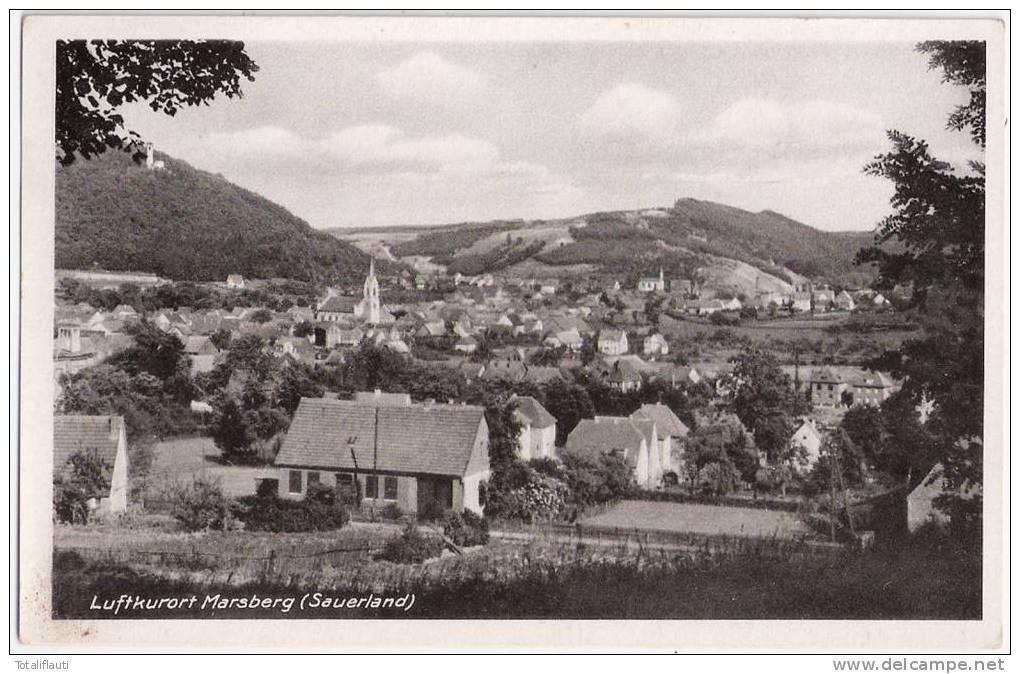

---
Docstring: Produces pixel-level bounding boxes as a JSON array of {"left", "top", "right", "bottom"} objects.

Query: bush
[
  {"left": 53, "top": 448, "right": 112, "bottom": 524},
  {"left": 381, "top": 502, "right": 405, "bottom": 522},
  {"left": 233, "top": 487, "right": 350, "bottom": 533},
  {"left": 696, "top": 461, "right": 740, "bottom": 497},
  {"left": 380, "top": 523, "right": 445, "bottom": 564},
  {"left": 559, "top": 448, "right": 635, "bottom": 511},
  {"left": 443, "top": 510, "right": 490, "bottom": 547},
  {"left": 485, "top": 462, "right": 569, "bottom": 523},
  {"left": 170, "top": 478, "right": 235, "bottom": 532}
]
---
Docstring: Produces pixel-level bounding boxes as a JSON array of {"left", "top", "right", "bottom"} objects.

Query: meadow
[{"left": 53, "top": 528, "right": 981, "bottom": 619}]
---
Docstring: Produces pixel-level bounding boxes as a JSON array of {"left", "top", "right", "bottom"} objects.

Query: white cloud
[
  {"left": 706, "top": 98, "right": 884, "bottom": 153},
  {"left": 579, "top": 83, "right": 683, "bottom": 142},
  {"left": 201, "top": 126, "right": 313, "bottom": 158},
  {"left": 376, "top": 52, "right": 484, "bottom": 105},
  {"left": 322, "top": 124, "right": 500, "bottom": 170}
]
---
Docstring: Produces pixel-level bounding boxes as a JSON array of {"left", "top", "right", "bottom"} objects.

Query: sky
[{"left": 122, "top": 40, "right": 982, "bottom": 232}]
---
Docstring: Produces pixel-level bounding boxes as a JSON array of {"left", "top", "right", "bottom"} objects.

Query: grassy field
[
  {"left": 53, "top": 529, "right": 981, "bottom": 619},
  {"left": 579, "top": 500, "right": 810, "bottom": 539},
  {"left": 143, "top": 436, "right": 265, "bottom": 501}
]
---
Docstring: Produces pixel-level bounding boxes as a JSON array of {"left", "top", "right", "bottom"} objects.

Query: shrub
[
  {"left": 170, "top": 478, "right": 235, "bottom": 532},
  {"left": 53, "top": 448, "right": 112, "bottom": 524},
  {"left": 485, "top": 462, "right": 569, "bottom": 523},
  {"left": 380, "top": 523, "right": 444, "bottom": 564},
  {"left": 381, "top": 502, "right": 405, "bottom": 521},
  {"left": 233, "top": 487, "right": 350, "bottom": 533},
  {"left": 443, "top": 510, "right": 490, "bottom": 547},
  {"left": 696, "top": 461, "right": 740, "bottom": 497},
  {"left": 559, "top": 448, "right": 635, "bottom": 510}
]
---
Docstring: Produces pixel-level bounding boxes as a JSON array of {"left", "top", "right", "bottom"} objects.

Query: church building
[{"left": 316, "top": 260, "right": 393, "bottom": 326}]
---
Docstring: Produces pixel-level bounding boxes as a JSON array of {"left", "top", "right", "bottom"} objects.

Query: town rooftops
[
  {"left": 53, "top": 415, "right": 124, "bottom": 479},
  {"left": 513, "top": 395, "right": 556, "bottom": 429},
  {"left": 276, "top": 397, "right": 485, "bottom": 477}
]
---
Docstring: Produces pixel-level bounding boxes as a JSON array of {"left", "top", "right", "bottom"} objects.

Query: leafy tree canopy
[{"left": 56, "top": 39, "right": 257, "bottom": 164}]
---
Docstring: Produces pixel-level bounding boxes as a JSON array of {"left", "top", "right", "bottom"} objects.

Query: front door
[{"left": 416, "top": 477, "right": 453, "bottom": 520}]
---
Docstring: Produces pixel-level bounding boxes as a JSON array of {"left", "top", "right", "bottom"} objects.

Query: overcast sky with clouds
[{"left": 121, "top": 40, "right": 981, "bottom": 232}]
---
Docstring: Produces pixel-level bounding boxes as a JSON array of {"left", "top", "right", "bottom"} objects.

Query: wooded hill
[
  {"left": 56, "top": 150, "right": 372, "bottom": 284},
  {"left": 348, "top": 199, "right": 877, "bottom": 288}
]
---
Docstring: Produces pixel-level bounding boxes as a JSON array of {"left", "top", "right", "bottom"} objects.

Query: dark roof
[
  {"left": 514, "top": 396, "right": 556, "bottom": 429},
  {"left": 810, "top": 368, "right": 846, "bottom": 384},
  {"left": 53, "top": 415, "right": 124, "bottom": 479},
  {"left": 319, "top": 296, "right": 358, "bottom": 313},
  {"left": 607, "top": 360, "right": 642, "bottom": 383},
  {"left": 276, "top": 398, "right": 486, "bottom": 477}
]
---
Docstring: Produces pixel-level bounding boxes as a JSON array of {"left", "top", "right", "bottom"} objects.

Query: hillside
[
  {"left": 334, "top": 199, "right": 878, "bottom": 290},
  {"left": 56, "top": 151, "right": 371, "bottom": 284}
]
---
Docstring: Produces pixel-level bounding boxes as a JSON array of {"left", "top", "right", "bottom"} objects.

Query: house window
[
  {"left": 384, "top": 476, "right": 398, "bottom": 501},
  {"left": 308, "top": 471, "right": 320, "bottom": 486},
  {"left": 288, "top": 470, "right": 303, "bottom": 494},
  {"left": 365, "top": 475, "right": 379, "bottom": 499}
]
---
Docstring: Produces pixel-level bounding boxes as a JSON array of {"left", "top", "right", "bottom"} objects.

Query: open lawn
[
  {"left": 579, "top": 500, "right": 811, "bottom": 540},
  {"left": 144, "top": 436, "right": 265, "bottom": 500}
]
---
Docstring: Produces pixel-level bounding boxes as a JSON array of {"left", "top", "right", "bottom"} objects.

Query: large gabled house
[
  {"left": 790, "top": 418, "right": 823, "bottom": 468},
  {"left": 275, "top": 396, "right": 490, "bottom": 516},
  {"left": 54, "top": 415, "right": 129, "bottom": 514},
  {"left": 183, "top": 335, "right": 221, "bottom": 374},
  {"left": 630, "top": 403, "right": 689, "bottom": 478},
  {"left": 513, "top": 395, "right": 557, "bottom": 461},
  {"left": 598, "top": 329, "right": 629, "bottom": 355},
  {"left": 565, "top": 416, "right": 652, "bottom": 487}
]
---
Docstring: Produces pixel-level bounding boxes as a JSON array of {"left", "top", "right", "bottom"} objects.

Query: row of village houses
[
  {"left": 60, "top": 385, "right": 952, "bottom": 531},
  {"left": 55, "top": 307, "right": 899, "bottom": 413}
]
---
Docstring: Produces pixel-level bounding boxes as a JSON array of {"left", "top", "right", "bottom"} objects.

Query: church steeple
[{"left": 362, "top": 258, "right": 380, "bottom": 325}]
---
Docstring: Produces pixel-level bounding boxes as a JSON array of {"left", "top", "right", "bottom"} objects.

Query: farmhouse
[
  {"left": 808, "top": 368, "right": 850, "bottom": 407},
  {"left": 54, "top": 322, "right": 98, "bottom": 377},
  {"left": 275, "top": 396, "right": 490, "bottom": 516},
  {"left": 598, "top": 329, "right": 629, "bottom": 355},
  {"left": 183, "top": 335, "right": 220, "bottom": 374},
  {"left": 513, "top": 395, "right": 557, "bottom": 461},
  {"left": 791, "top": 292, "right": 812, "bottom": 313},
  {"left": 851, "top": 371, "right": 898, "bottom": 407},
  {"left": 659, "top": 364, "right": 702, "bottom": 387},
  {"left": 226, "top": 274, "right": 245, "bottom": 289},
  {"left": 54, "top": 415, "right": 129, "bottom": 514},
  {"left": 642, "top": 332, "right": 669, "bottom": 357},
  {"left": 790, "top": 418, "right": 823, "bottom": 467},
  {"left": 565, "top": 416, "right": 653, "bottom": 487},
  {"left": 604, "top": 359, "right": 643, "bottom": 392},
  {"left": 834, "top": 290, "right": 856, "bottom": 311}
]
